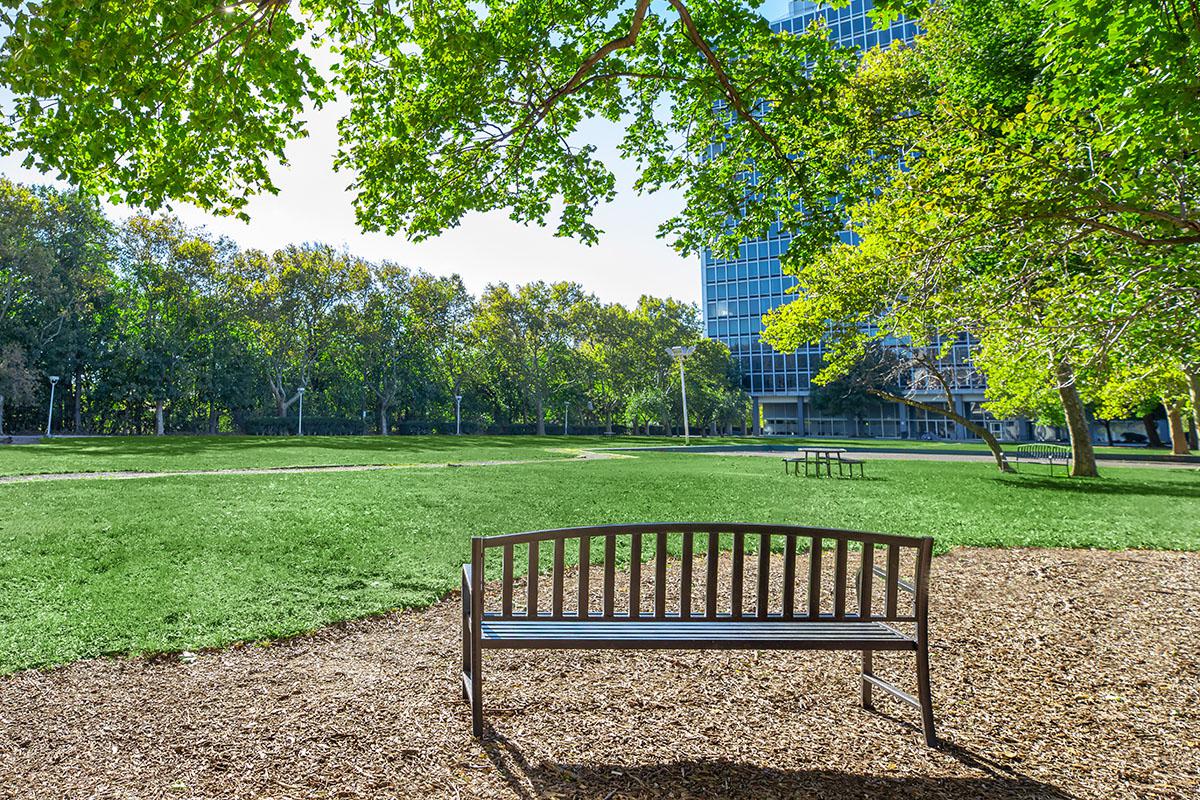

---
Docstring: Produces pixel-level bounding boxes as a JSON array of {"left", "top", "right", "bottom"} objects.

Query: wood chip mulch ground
[{"left": 1, "top": 547, "right": 1197, "bottom": 799}]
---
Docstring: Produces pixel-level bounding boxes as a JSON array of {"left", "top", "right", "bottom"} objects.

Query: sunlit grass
[{"left": 0, "top": 451, "right": 1195, "bottom": 673}]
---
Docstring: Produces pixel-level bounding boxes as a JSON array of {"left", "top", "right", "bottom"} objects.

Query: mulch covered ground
[{"left": 1, "top": 548, "right": 1196, "bottom": 799}]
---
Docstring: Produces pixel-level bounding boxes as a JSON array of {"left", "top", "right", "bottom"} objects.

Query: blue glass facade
[{"left": 700, "top": 1, "right": 1012, "bottom": 438}]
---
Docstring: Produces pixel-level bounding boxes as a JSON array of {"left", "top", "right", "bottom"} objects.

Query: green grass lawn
[
  {"left": 0, "top": 434, "right": 612, "bottom": 476},
  {"left": 1, "top": 451, "right": 1196, "bottom": 673},
  {"left": 0, "top": 433, "right": 1164, "bottom": 476}
]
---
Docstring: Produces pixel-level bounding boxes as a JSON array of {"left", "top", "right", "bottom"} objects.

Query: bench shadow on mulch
[{"left": 482, "top": 729, "right": 1072, "bottom": 800}]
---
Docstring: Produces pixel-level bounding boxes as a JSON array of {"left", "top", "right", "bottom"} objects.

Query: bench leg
[
  {"left": 463, "top": 575, "right": 484, "bottom": 737},
  {"left": 470, "top": 652, "right": 484, "bottom": 737},
  {"left": 861, "top": 650, "right": 874, "bottom": 710},
  {"left": 916, "top": 639, "right": 936, "bottom": 746}
]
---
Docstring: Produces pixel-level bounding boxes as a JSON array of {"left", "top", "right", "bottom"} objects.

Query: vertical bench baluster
[
  {"left": 807, "top": 537, "right": 823, "bottom": 619},
  {"left": 526, "top": 541, "right": 539, "bottom": 618},
  {"left": 603, "top": 536, "right": 616, "bottom": 618},
  {"left": 502, "top": 543, "right": 514, "bottom": 618},
  {"left": 680, "top": 531, "right": 694, "bottom": 620},
  {"left": 782, "top": 534, "right": 797, "bottom": 619},
  {"left": 731, "top": 532, "right": 745, "bottom": 619},
  {"left": 577, "top": 535, "right": 590, "bottom": 619},
  {"left": 859, "top": 540, "right": 875, "bottom": 620},
  {"left": 885, "top": 543, "right": 901, "bottom": 619},
  {"left": 706, "top": 532, "right": 720, "bottom": 620},
  {"left": 552, "top": 538, "right": 565, "bottom": 618},
  {"left": 834, "top": 539, "right": 848, "bottom": 620},
  {"left": 654, "top": 532, "right": 668, "bottom": 619},
  {"left": 629, "top": 533, "right": 642, "bottom": 619},
  {"left": 756, "top": 533, "right": 771, "bottom": 619}
]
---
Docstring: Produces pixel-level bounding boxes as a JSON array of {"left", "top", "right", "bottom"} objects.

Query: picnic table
[{"left": 783, "top": 447, "right": 849, "bottom": 478}]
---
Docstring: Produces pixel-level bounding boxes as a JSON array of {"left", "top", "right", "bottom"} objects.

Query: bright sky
[{"left": 0, "top": 1, "right": 793, "bottom": 309}]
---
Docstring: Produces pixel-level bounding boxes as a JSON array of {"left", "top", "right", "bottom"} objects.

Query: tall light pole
[
  {"left": 455, "top": 394, "right": 463, "bottom": 435},
  {"left": 296, "top": 386, "right": 306, "bottom": 436},
  {"left": 45, "top": 375, "right": 60, "bottom": 438},
  {"left": 667, "top": 346, "right": 695, "bottom": 445}
]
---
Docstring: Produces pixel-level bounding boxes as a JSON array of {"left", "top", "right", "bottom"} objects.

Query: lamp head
[{"left": 49, "top": 375, "right": 60, "bottom": 384}]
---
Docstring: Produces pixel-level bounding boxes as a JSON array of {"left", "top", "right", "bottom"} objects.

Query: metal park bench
[
  {"left": 1013, "top": 443, "right": 1072, "bottom": 475},
  {"left": 461, "top": 523, "right": 936, "bottom": 745}
]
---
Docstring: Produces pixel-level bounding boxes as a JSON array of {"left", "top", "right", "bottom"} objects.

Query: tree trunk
[
  {"left": 271, "top": 378, "right": 300, "bottom": 417},
  {"left": 535, "top": 394, "right": 545, "bottom": 436},
  {"left": 605, "top": 411, "right": 613, "bottom": 435},
  {"left": 871, "top": 390, "right": 1013, "bottom": 472},
  {"left": 1103, "top": 419, "right": 1114, "bottom": 447},
  {"left": 0, "top": 394, "right": 5, "bottom": 436},
  {"left": 155, "top": 400, "right": 165, "bottom": 436},
  {"left": 1142, "top": 412, "right": 1164, "bottom": 448},
  {"left": 1186, "top": 369, "right": 1200, "bottom": 449},
  {"left": 1164, "top": 401, "right": 1191, "bottom": 455},
  {"left": 1054, "top": 360, "right": 1098, "bottom": 477},
  {"left": 379, "top": 405, "right": 389, "bottom": 436},
  {"left": 208, "top": 402, "right": 220, "bottom": 435},
  {"left": 73, "top": 376, "right": 83, "bottom": 433}
]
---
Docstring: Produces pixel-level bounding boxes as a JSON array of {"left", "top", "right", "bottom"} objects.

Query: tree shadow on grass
[
  {"left": 998, "top": 474, "right": 1200, "bottom": 500},
  {"left": 480, "top": 727, "right": 1072, "bottom": 800}
]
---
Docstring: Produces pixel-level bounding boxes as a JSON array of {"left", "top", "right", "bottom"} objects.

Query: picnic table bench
[
  {"left": 1012, "top": 443, "right": 1072, "bottom": 475},
  {"left": 783, "top": 447, "right": 864, "bottom": 478},
  {"left": 461, "top": 523, "right": 936, "bottom": 745}
]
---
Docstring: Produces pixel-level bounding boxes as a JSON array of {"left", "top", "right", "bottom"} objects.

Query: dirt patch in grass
[{"left": 1, "top": 548, "right": 1196, "bottom": 799}]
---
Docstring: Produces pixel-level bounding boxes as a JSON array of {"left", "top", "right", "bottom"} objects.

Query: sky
[{"left": 0, "top": 1, "right": 794, "bottom": 309}]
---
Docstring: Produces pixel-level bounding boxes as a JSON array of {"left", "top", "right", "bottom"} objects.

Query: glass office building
[{"left": 701, "top": 0, "right": 1016, "bottom": 439}]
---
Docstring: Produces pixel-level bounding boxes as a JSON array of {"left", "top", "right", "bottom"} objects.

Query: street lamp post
[
  {"left": 45, "top": 375, "right": 60, "bottom": 438},
  {"left": 296, "top": 386, "right": 306, "bottom": 436},
  {"left": 666, "top": 346, "right": 695, "bottom": 445},
  {"left": 455, "top": 394, "right": 463, "bottom": 435}
]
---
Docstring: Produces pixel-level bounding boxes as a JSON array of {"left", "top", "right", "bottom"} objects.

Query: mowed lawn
[
  {"left": 1, "top": 451, "right": 1197, "bottom": 673},
  {"left": 0, "top": 435, "right": 612, "bottom": 476},
  {"left": 0, "top": 434, "right": 1162, "bottom": 476}
]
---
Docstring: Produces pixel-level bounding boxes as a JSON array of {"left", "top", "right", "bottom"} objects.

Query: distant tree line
[{"left": 0, "top": 179, "right": 748, "bottom": 436}]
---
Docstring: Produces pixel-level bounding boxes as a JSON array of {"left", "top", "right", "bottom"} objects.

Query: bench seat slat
[
  {"left": 479, "top": 620, "right": 915, "bottom": 651},
  {"left": 481, "top": 611, "right": 915, "bottom": 623}
]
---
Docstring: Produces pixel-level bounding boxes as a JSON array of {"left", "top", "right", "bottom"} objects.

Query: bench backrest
[
  {"left": 1015, "top": 444, "right": 1071, "bottom": 458},
  {"left": 469, "top": 523, "right": 933, "bottom": 625}
]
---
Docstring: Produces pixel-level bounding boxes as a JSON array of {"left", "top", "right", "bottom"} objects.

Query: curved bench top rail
[
  {"left": 474, "top": 522, "right": 930, "bottom": 549},
  {"left": 467, "top": 523, "right": 933, "bottom": 625}
]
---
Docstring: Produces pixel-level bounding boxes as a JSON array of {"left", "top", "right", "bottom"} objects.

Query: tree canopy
[
  {"left": 3, "top": 0, "right": 1197, "bottom": 461},
  {"left": 0, "top": 178, "right": 744, "bottom": 436}
]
